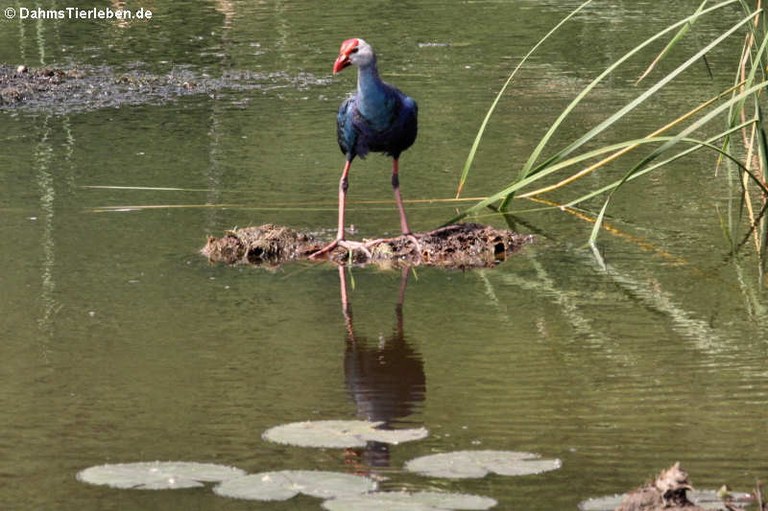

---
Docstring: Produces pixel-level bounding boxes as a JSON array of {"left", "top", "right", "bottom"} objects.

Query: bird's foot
[
  {"left": 404, "top": 233, "right": 422, "bottom": 254},
  {"left": 309, "top": 239, "right": 341, "bottom": 259},
  {"left": 364, "top": 233, "right": 422, "bottom": 258},
  {"left": 339, "top": 239, "right": 372, "bottom": 258},
  {"left": 309, "top": 239, "right": 372, "bottom": 260},
  {"left": 404, "top": 233, "right": 423, "bottom": 263}
]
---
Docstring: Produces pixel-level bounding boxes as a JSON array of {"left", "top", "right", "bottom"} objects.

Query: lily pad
[
  {"left": 322, "top": 490, "right": 497, "bottom": 510},
  {"left": 404, "top": 450, "right": 561, "bottom": 479},
  {"left": 578, "top": 489, "right": 753, "bottom": 511},
  {"left": 263, "top": 420, "right": 429, "bottom": 448},
  {"left": 213, "top": 470, "right": 377, "bottom": 501},
  {"left": 76, "top": 461, "right": 246, "bottom": 490}
]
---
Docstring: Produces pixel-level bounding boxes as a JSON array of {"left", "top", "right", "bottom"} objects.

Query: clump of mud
[
  {"left": 201, "top": 224, "right": 322, "bottom": 266},
  {"left": 201, "top": 223, "right": 533, "bottom": 269},
  {"left": 0, "top": 65, "right": 80, "bottom": 105},
  {"left": 615, "top": 463, "right": 697, "bottom": 511},
  {"left": 367, "top": 223, "right": 533, "bottom": 268},
  {"left": 613, "top": 463, "right": 754, "bottom": 511},
  {"left": 0, "top": 63, "right": 329, "bottom": 113}
]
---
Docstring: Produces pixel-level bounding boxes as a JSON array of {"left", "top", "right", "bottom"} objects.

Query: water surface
[{"left": 2, "top": 1, "right": 767, "bottom": 510}]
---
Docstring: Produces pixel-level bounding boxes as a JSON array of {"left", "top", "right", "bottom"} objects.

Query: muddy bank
[
  {"left": 201, "top": 223, "right": 534, "bottom": 269},
  {"left": 0, "top": 63, "right": 329, "bottom": 114}
]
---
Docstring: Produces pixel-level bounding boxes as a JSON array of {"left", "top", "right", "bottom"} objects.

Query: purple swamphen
[{"left": 313, "top": 38, "right": 419, "bottom": 257}]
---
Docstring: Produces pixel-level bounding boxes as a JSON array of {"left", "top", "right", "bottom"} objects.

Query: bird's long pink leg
[
  {"left": 337, "top": 160, "right": 351, "bottom": 240},
  {"left": 311, "top": 160, "right": 351, "bottom": 258},
  {"left": 392, "top": 159, "right": 421, "bottom": 255},
  {"left": 391, "top": 159, "right": 411, "bottom": 235}
]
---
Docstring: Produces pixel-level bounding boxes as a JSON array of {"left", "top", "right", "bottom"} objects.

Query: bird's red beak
[
  {"left": 333, "top": 54, "right": 350, "bottom": 74},
  {"left": 333, "top": 38, "right": 358, "bottom": 74}
]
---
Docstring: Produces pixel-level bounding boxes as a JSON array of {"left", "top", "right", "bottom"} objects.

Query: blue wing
[
  {"left": 336, "top": 85, "right": 418, "bottom": 160},
  {"left": 337, "top": 96, "right": 358, "bottom": 159}
]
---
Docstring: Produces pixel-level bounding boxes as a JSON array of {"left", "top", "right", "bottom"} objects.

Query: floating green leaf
[
  {"left": 322, "top": 490, "right": 497, "bottom": 511},
  {"left": 213, "top": 470, "right": 377, "bottom": 501},
  {"left": 76, "top": 461, "right": 246, "bottom": 490},
  {"left": 404, "top": 450, "right": 561, "bottom": 479},
  {"left": 263, "top": 420, "right": 428, "bottom": 448}
]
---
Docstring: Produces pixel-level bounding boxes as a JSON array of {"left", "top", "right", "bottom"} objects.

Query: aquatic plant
[
  {"left": 213, "top": 470, "right": 377, "bottom": 502},
  {"left": 262, "top": 419, "right": 429, "bottom": 448},
  {"left": 322, "top": 490, "right": 498, "bottom": 510},
  {"left": 454, "top": 0, "right": 768, "bottom": 258},
  {"left": 76, "top": 461, "right": 245, "bottom": 490},
  {"left": 404, "top": 450, "right": 561, "bottom": 480}
]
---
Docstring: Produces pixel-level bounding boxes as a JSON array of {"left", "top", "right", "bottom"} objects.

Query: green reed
[{"left": 454, "top": 0, "right": 768, "bottom": 254}]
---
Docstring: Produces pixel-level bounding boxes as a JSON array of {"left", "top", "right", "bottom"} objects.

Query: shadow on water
[{"left": 338, "top": 266, "right": 426, "bottom": 469}]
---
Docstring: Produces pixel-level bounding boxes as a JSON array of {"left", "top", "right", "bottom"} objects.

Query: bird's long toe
[
  {"left": 404, "top": 233, "right": 423, "bottom": 262},
  {"left": 309, "top": 239, "right": 341, "bottom": 259},
  {"left": 310, "top": 238, "right": 375, "bottom": 261},
  {"left": 339, "top": 240, "right": 372, "bottom": 258}
]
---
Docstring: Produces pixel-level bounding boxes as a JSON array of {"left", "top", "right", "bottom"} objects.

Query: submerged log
[{"left": 201, "top": 223, "right": 533, "bottom": 268}]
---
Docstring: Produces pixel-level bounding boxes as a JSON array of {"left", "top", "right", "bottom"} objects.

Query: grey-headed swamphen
[{"left": 313, "top": 38, "right": 419, "bottom": 257}]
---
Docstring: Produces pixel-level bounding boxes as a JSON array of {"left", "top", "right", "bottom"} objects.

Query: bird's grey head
[{"left": 333, "top": 38, "right": 376, "bottom": 73}]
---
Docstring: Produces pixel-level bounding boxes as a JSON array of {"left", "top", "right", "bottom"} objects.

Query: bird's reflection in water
[{"left": 338, "top": 266, "right": 426, "bottom": 469}]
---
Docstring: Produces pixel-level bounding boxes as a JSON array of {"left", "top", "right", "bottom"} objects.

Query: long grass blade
[
  {"left": 454, "top": 0, "right": 594, "bottom": 199},
  {"left": 729, "top": 23, "right": 768, "bottom": 127},
  {"left": 480, "top": 81, "right": 768, "bottom": 220},
  {"left": 518, "top": 82, "right": 745, "bottom": 199},
  {"left": 529, "top": 8, "right": 756, "bottom": 183},
  {"left": 635, "top": 0, "right": 708, "bottom": 84},
  {"left": 587, "top": 81, "right": 768, "bottom": 242},
  {"left": 737, "top": 0, "right": 768, "bottom": 71},
  {"left": 518, "top": 0, "right": 741, "bottom": 182},
  {"left": 451, "top": 103, "right": 766, "bottom": 226},
  {"left": 564, "top": 119, "right": 763, "bottom": 209},
  {"left": 758, "top": 104, "right": 768, "bottom": 188},
  {"left": 447, "top": 134, "right": 744, "bottom": 224},
  {"left": 497, "top": 0, "right": 750, "bottom": 213},
  {"left": 755, "top": 104, "right": 768, "bottom": 262}
]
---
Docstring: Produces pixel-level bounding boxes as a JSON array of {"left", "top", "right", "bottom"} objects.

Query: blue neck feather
[{"left": 356, "top": 59, "right": 394, "bottom": 126}]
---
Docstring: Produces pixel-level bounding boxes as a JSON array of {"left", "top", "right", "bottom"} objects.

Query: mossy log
[{"left": 201, "top": 223, "right": 533, "bottom": 268}]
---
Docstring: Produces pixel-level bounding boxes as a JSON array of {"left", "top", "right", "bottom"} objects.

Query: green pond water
[{"left": 2, "top": 1, "right": 768, "bottom": 509}]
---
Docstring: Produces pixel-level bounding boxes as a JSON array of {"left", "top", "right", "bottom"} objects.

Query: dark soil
[
  {"left": 201, "top": 223, "right": 534, "bottom": 269},
  {"left": 0, "top": 63, "right": 329, "bottom": 113}
]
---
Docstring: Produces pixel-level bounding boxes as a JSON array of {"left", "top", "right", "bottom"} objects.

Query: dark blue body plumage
[{"left": 337, "top": 80, "right": 418, "bottom": 161}]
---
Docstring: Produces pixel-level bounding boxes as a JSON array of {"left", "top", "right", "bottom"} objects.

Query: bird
[{"left": 312, "top": 38, "right": 419, "bottom": 257}]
